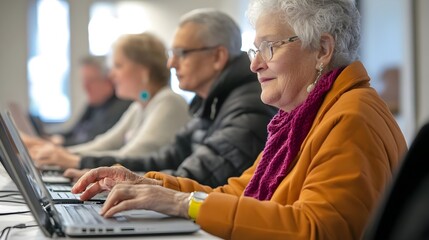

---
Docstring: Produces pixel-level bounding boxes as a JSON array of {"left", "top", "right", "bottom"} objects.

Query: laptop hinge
[{"left": 45, "top": 203, "right": 65, "bottom": 237}]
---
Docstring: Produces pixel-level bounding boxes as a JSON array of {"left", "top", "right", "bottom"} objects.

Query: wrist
[
  {"left": 176, "top": 192, "right": 191, "bottom": 218},
  {"left": 70, "top": 154, "right": 81, "bottom": 169}
]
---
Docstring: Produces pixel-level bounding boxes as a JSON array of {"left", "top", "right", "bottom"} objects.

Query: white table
[{"left": 0, "top": 165, "right": 220, "bottom": 239}]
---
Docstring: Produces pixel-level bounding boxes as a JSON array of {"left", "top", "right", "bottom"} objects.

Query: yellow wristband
[{"left": 188, "top": 191, "right": 208, "bottom": 221}]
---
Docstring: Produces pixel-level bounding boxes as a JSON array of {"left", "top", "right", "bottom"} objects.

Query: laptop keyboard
[
  {"left": 52, "top": 191, "right": 80, "bottom": 200},
  {"left": 50, "top": 190, "right": 107, "bottom": 203},
  {"left": 64, "top": 204, "right": 105, "bottom": 224},
  {"left": 48, "top": 185, "right": 72, "bottom": 192}
]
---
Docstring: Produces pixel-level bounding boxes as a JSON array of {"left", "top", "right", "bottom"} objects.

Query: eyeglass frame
[
  {"left": 247, "top": 36, "right": 299, "bottom": 62},
  {"left": 168, "top": 46, "right": 219, "bottom": 59}
]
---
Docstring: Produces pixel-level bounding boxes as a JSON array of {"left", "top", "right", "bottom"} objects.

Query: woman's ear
[
  {"left": 316, "top": 33, "right": 335, "bottom": 67},
  {"left": 213, "top": 46, "right": 229, "bottom": 71}
]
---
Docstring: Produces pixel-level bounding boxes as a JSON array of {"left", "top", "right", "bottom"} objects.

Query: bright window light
[
  {"left": 28, "top": 0, "right": 70, "bottom": 122},
  {"left": 241, "top": 30, "right": 256, "bottom": 52},
  {"left": 89, "top": 2, "right": 150, "bottom": 56}
]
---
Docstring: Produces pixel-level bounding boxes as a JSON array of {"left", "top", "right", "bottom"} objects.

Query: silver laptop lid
[
  {"left": 0, "top": 113, "right": 60, "bottom": 237},
  {"left": 0, "top": 111, "right": 52, "bottom": 204},
  {"left": 1, "top": 111, "right": 103, "bottom": 202},
  {"left": 6, "top": 102, "right": 38, "bottom": 137}
]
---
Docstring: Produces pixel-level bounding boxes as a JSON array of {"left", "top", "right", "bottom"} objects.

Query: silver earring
[{"left": 307, "top": 63, "right": 324, "bottom": 93}]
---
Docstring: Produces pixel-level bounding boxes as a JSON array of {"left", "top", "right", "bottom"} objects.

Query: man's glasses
[
  {"left": 169, "top": 46, "right": 218, "bottom": 59},
  {"left": 247, "top": 36, "right": 299, "bottom": 62}
]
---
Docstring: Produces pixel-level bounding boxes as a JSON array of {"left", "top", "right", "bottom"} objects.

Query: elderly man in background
[
  {"left": 55, "top": 56, "right": 132, "bottom": 146},
  {"left": 24, "top": 55, "right": 132, "bottom": 147}
]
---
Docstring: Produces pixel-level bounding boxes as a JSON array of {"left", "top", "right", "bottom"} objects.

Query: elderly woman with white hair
[{"left": 71, "top": 0, "right": 407, "bottom": 239}]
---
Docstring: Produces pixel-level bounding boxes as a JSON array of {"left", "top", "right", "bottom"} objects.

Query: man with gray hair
[
  {"left": 53, "top": 55, "right": 131, "bottom": 146},
  {"left": 69, "top": 9, "right": 275, "bottom": 187}
]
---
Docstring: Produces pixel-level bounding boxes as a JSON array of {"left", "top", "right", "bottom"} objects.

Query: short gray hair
[
  {"left": 246, "top": 0, "right": 360, "bottom": 68},
  {"left": 179, "top": 8, "right": 242, "bottom": 59},
  {"left": 80, "top": 55, "right": 109, "bottom": 77}
]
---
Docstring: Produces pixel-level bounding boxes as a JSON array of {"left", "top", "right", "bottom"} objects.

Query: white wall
[
  {"left": 359, "top": 0, "right": 429, "bottom": 143},
  {"left": 360, "top": 0, "right": 422, "bottom": 143},
  {"left": 68, "top": 1, "right": 92, "bottom": 131},
  {"left": 401, "top": 0, "right": 417, "bottom": 143},
  {"left": 416, "top": 0, "right": 429, "bottom": 127},
  {"left": 360, "top": 0, "right": 405, "bottom": 91},
  {"left": 0, "top": 0, "right": 29, "bottom": 111}
]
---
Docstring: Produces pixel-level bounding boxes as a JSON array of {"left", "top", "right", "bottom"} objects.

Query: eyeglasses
[
  {"left": 247, "top": 36, "right": 299, "bottom": 62},
  {"left": 169, "top": 46, "right": 218, "bottom": 59}
]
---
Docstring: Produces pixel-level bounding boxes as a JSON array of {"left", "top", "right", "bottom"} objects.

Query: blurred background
[{"left": 0, "top": 0, "right": 427, "bottom": 143}]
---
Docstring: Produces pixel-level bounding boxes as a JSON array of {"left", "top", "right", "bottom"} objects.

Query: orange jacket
[{"left": 145, "top": 61, "right": 407, "bottom": 240}]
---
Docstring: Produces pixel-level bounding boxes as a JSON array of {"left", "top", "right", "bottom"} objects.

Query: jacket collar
[
  {"left": 314, "top": 61, "right": 370, "bottom": 124},
  {"left": 294, "top": 61, "right": 371, "bottom": 164},
  {"left": 190, "top": 52, "right": 257, "bottom": 119}
]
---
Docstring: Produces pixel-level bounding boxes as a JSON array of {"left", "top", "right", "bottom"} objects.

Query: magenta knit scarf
[{"left": 244, "top": 67, "right": 344, "bottom": 200}]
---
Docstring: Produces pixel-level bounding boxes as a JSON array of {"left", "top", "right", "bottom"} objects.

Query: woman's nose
[{"left": 249, "top": 52, "right": 267, "bottom": 73}]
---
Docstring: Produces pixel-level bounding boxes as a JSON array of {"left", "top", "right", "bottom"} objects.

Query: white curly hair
[{"left": 246, "top": 0, "right": 361, "bottom": 68}]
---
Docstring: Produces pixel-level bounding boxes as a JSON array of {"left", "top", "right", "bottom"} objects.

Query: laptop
[
  {"left": 4, "top": 109, "right": 71, "bottom": 183},
  {"left": 7, "top": 103, "right": 62, "bottom": 173},
  {"left": 363, "top": 123, "right": 429, "bottom": 240},
  {"left": 7, "top": 101, "right": 40, "bottom": 137},
  {"left": 0, "top": 111, "right": 105, "bottom": 203},
  {"left": 0, "top": 112, "right": 200, "bottom": 237}
]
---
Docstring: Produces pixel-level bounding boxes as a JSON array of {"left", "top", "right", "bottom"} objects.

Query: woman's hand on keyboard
[
  {"left": 71, "top": 166, "right": 162, "bottom": 201},
  {"left": 100, "top": 184, "right": 190, "bottom": 219},
  {"left": 30, "top": 143, "right": 81, "bottom": 169}
]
